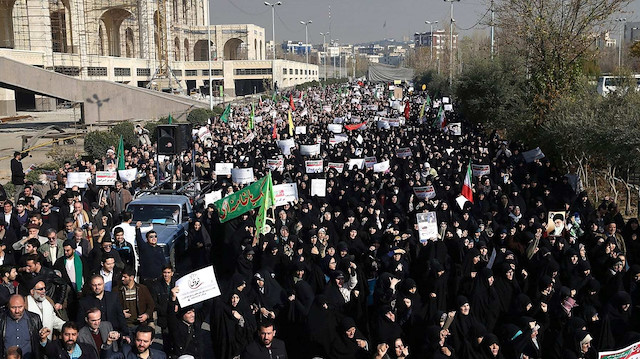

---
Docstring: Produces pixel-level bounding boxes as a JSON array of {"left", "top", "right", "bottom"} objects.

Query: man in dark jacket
[
  {"left": 241, "top": 320, "right": 288, "bottom": 359},
  {"left": 135, "top": 223, "right": 166, "bottom": 282},
  {"left": 0, "top": 294, "right": 43, "bottom": 359},
  {"left": 40, "top": 321, "right": 97, "bottom": 359},
  {"left": 77, "top": 274, "right": 127, "bottom": 333},
  {"left": 101, "top": 325, "right": 166, "bottom": 359},
  {"left": 11, "top": 152, "right": 25, "bottom": 203},
  {"left": 150, "top": 264, "right": 176, "bottom": 354}
]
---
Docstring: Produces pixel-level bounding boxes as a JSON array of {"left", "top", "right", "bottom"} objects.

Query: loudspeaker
[
  {"left": 175, "top": 123, "right": 193, "bottom": 154},
  {"left": 157, "top": 125, "right": 177, "bottom": 155}
]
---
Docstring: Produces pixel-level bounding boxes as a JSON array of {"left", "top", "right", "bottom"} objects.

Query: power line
[
  {"left": 457, "top": 7, "right": 491, "bottom": 31},
  {"left": 221, "top": 0, "right": 269, "bottom": 16}
]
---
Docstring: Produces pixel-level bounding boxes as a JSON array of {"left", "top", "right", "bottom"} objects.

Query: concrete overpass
[{"left": 0, "top": 57, "right": 207, "bottom": 124}]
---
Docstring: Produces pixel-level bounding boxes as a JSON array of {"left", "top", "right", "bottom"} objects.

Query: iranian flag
[{"left": 461, "top": 162, "right": 474, "bottom": 203}]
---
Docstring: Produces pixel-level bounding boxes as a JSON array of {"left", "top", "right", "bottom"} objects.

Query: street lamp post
[
  {"left": 616, "top": 17, "right": 626, "bottom": 68},
  {"left": 444, "top": 0, "right": 460, "bottom": 87},
  {"left": 425, "top": 20, "right": 438, "bottom": 61},
  {"left": 265, "top": 1, "right": 282, "bottom": 91},
  {"left": 320, "top": 32, "right": 329, "bottom": 81},
  {"left": 300, "top": 20, "right": 312, "bottom": 64},
  {"left": 333, "top": 39, "right": 338, "bottom": 78}
]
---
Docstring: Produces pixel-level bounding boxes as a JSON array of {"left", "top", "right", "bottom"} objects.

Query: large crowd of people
[{"left": 1, "top": 81, "right": 636, "bottom": 359}]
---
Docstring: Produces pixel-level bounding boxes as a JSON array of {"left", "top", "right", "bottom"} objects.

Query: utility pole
[
  {"left": 300, "top": 20, "right": 312, "bottom": 64},
  {"left": 264, "top": 1, "right": 282, "bottom": 90},
  {"left": 320, "top": 32, "right": 329, "bottom": 81},
  {"left": 425, "top": 20, "right": 438, "bottom": 61},
  {"left": 616, "top": 17, "right": 626, "bottom": 68},
  {"left": 206, "top": 0, "right": 213, "bottom": 109},
  {"left": 444, "top": 0, "right": 460, "bottom": 87}
]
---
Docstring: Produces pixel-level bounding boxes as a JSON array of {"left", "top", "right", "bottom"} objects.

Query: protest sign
[
  {"left": 277, "top": 139, "right": 296, "bottom": 155},
  {"left": 231, "top": 168, "right": 254, "bottom": 184},
  {"left": 300, "top": 144, "right": 321, "bottom": 156},
  {"left": 295, "top": 126, "right": 306, "bottom": 134},
  {"left": 118, "top": 169, "right": 138, "bottom": 183},
  {"left": 322, "top": 105, "right": 332, "bottom": 113},
  {"left": 66, "top": 172, "right": 92, "bottom": 188},
  {"left": 417, "top": 212, "right": 438, "bottom": 243},
  {"left": 396, "top": 148, "right": 413, "bottom": 158},
  {"left": 377, "top": 120, "right": 390, "bottom": 130},
  {"left": 214, "top": 163, "right": 233, "bottom": 176},
  {"left": 448, "top": 122, "right": 462, "bottom": 135},
  {"left": 523, "top": 147, "right": 546, "bottom": 163},
  {"left": 273, "top": 183, "right": 299, "bottom": 206},
  {"left": 42, "top": 170, "right": 57, "bottom": 181},
  {"left": 444, "top": 104, "right": 453, "bottom": 111},
  {"left": 95, "top": 171, "right": 117, "bottom": 186},
  {"left": 310, "top": 179, "right": 327, "bottom": 197},
  {"left": 373, "top": 160, "right": 390, "bottom": 173},
  {"left": 327, "top": 162, "right": 345, "bottom": 173},
  {"left": 204, "top": 190, "right": 222, "bottom": 207},
  {"left": 328, "top": 123, "right": 343, "bottom": 133},
  {"left": 388, "top": 118, "right": 401, "bottom": 127},
  {"left": 442, "top": 97, "right": 450, "bottom": 103},
  {"left": 253, "top": 116, "right": 263, "bottom": 124},
  {"left": 305, "top": 160, "right": 324, "bottom": 173},
  {"left": 365, "top": 104, "right": 379, "bottom": 111},
  {"left": 365, "top": 156, "right": 377, "bottom": 168},
  {"left": 547, "top": 211, "right": 566, "bottom": 235},
  {"left": 332, "top": 118, "right": 345, "bottom": 124},
  {"left": 348, "top": 158, "right": 365, "bottom": 170},
  {"left": 472, "top": 164, "right": 491, "bottom": 177},
  {"left": 414, "top": 186, "right": 436, "bottom": 200},
  {"left": 598, "top": 340, "right": 640, "bottom": 359},
  {"left": 266, "top": 158, "right": 284, "bottom": 171},
  {"left": 356, "top": 134, "right": 364, "bottom": 144},
  {"left": 175, "top": 266, "right": 221, "bottom": 307}
]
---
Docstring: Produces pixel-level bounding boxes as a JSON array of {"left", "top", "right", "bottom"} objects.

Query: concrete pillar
[
  {"left": 27, "top": 0, "right": 53, "bottom": 66},
  {"left": 222, "top": 61, "right": 235, "bottom": 97},
  {"left": 0, "top": 88, "right": 16, "bottom": 117},
  {"left": 34, "top": 95, "right": 56, "bottom": 112}
]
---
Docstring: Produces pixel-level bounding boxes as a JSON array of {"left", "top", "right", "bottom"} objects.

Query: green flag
[
  {"left": 168, "top": 114, "right": 173, "bottom": 124},
  {"left": 433, "top": 106, "right": 444, "bottom": 128},
  {"left": 419, "top": 101, "right": 426, "bottom": 119},
  {"left": 272, "top": 89, "right": 278, "bottom": 101},
  {"left": 248, "top": 102, "right": 255, "bottom": 130},
  {"left": 214, "top": 173, "right": 272, "bottom": 223},
  {"left": 426, "top": 94, "right": 432, "bottom": 106},
  {"left": 255, "top": 172, "right": 275, "bottom": 236},
  {"left": 220, "top": 104, "right": 231, "bottom": 123},
  {"left": 117, "top": 135, "right": 125, "bottom": 171}
]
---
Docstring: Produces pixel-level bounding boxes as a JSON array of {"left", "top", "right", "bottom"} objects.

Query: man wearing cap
[
  {"left": 11, "top": 152, "right": 25, "bottom": 203},
  {"left": 25, "top": 279, "right": 64, "bottom": 340},
  {"left": 166, "top": 287, "right": 204, "bottom": 359}
]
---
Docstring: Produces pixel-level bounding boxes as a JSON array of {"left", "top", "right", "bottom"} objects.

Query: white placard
[
  {"left": 365, "top": 156, "right": 377, "bottom": 168},
  {"left": 266, "top": 159, "right": 284, "bottom": 171},
  {"left": 231, "top": 168, "right": 254, "bottom": 184},
  {"left": 356, "top": 134, "right": 364, "bottom": 144},
  {"left": 444, "top": 104, "right": 453, "bottom": 111},
  {"left": 456, "top": 195, "right": 470, "bottom": 210},
  {"left": 305, "top": 160, "right": 324, "bottom": 173},
  {"left": 417, "top": 212, "right": 438, "bottom": 243},
  {"left": 447, "top": 122, "right": 461, "bottom": 135},
  {"left": 322, "top": 105, "right": 332, "bottom": 113},
  {"left": 204, "top": 190, "right": 222, "bottom": 207},
  {"left": 95, "top": 171, "right": 117, "bottom": 186},
  {"left": 373, "top": 160, "right": 390, "bottom": 173},
  {"left": 118, "top": 169, "right": 138, "bottom": 183},
  {"left": 273, "top": 183, "right": 299, "bottom": 206},
  {"left": 215, "top": 163, "right": 233, "bottom": 176},
  {"left": 66, "top": 172, "right": 92, "bottom": 188},
  {"left": 300, "top": 144, "right": 321, "bottom": 156},
  {"left": 377, "top": 120, "right": 390, "bottom": 130},
  {"left": 328, "top": 123, "right": 343, "bottom": 133},
  {"left": 442, "top": 97, "right": 450, "bottom": 103},
  {"left": 522, "top": 147, "right": 546, "bottom": 163},
  {"left": 347, "top": 158, "right": 365, "bottom": 170},
  {"left": 253, "top": 116, "right": 263, "bottom": 124},
  {"left": 413, "top": 186, "right": 436, "bottom": 199},
  {"left": 472, "top": 164, "right": 491, "bottom": 177},
  {"left": 396, "top": 148, "right": 413, "bottom": 158},
  {"left": 295, "top": 126, "right": 307, "bottom": 134},
  {"left": 277, "top": 139, "right": 296, "bottom": 155},
  {"left": 311, "top": 179, "right": 327, "bottom": 197},
  {"left": 327, "top": 162, "right": 345, "bottom": 173},
  {"left": 388, "top": 118, "right": 401, "bottom": 127},
  {"left": 175, "top": 265, "right": 221, "bottom": 307}
]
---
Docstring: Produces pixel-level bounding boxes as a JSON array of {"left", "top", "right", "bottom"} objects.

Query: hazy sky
[{"left": 209, "top": 0, "right": 640, "bottom": 44}]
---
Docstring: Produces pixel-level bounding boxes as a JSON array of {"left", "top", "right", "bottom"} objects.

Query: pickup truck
[{"left": 126, "top": 194, "right": 193, "bottom": 272}]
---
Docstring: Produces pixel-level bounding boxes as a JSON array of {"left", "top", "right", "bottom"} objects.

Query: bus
[{"left": 597, "top": 74, "right": 640, "bottom": 96}]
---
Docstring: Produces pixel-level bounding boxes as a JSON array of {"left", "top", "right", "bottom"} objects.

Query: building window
[
  {"left": 185, "top": 70, "right": 197, "bottom": 76},
  {"left": 202, "top": 69, "right": 223, "bottom": 76},
  {"left": 136, "top": 68, "right": 151, "bottom": 76},
  {"left": 114, "top": 68, "right": 131, "bottom": 76},
  {"left": 234, "top": 68, "right": 272, "bottom": 75},
  {"left": 54, "top": 66, "right": 80, "bottom": 76},
  {"left": 283, "top": 68, "right": 287, "bottom": 74},
  {"left": 87, "top": 67, "right": 108, "bottom": 76},
  {"left": 172, "top": 69, "right": 182, "bottom": 77}
]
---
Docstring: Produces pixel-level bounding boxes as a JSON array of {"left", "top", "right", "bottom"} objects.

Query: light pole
[
  {"left": 333, "top": 39, "right": 338, "bottom": 78},
  {"left": 300, "top": 20, "right": 312, "bottom": 64},
  {"left": 206, "top": 0, "right": 212, "bottom": 109},
  {"left": 616, "top": 17, "right": 626, "bottom": 68},
  {"left": 425, "top": 20, "right": 438, "bottom": 61},
  {"left": 320, "top": 32, "right": 329, "bottom": 81},
  {"left": 265, "top": 1, "right": 282, "bottom": 91},
  {"left": 445, "top": 0, "right": 460, "bottom": 87}
]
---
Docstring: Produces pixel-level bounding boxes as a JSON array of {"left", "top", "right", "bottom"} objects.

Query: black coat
[
  {"left": 135, "top": 228, "right": 167, "bottom": 280},
  {"left": 77, "top": 291, "right": 127, "bottom": 332},
  {"left": 240, "top": 338, "right": 288, "bottom": 359},
  {"left": 11, "top": 158, "right": 24, "bottom": 185},
  {"left": 43, "top": 340, "right": 97, "bottom": 359},
  {"left": 167, "top": 304, "right": 205, "bottom": 359},
  {"left": 0, "top": 310, "right": 43, "bottom": 359}
]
